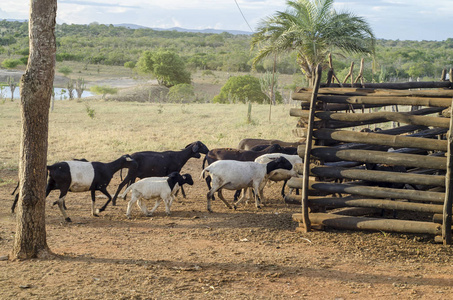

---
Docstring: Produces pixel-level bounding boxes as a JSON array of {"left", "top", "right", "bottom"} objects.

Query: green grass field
[{"left": 0, "top": 100, "right": 300, "bottom": 171}]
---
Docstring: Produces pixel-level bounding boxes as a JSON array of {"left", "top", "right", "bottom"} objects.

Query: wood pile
[{"left": 289, "top": 66, "right": 453, "bottom": 244}]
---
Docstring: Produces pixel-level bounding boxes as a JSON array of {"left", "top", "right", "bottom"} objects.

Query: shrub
[
  {"left": 124, "top": 61, "right": 136, "bottom": 69},
  {"left": 1, "top": 58, "right": 22, "bottom": 69},
  {"left": 19, "top": 56, "right": 28, "bottom": 65},
  {"left": 16, "top": 48, "right": 29, "bottom": 56},
  {"left": 167, "top": 83, "right": 195, "bottom": 102},
  {"left": 58, "top": 66, "right": 72, "bottom": 76}
]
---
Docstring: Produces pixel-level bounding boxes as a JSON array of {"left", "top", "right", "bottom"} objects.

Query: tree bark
[{"left": 10, "top": 0, "right": 57, "bottom": 260}]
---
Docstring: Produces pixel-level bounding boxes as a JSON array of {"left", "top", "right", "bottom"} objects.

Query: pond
[{"left": 0, "top": 86, "right": 93, "bottom": 100}]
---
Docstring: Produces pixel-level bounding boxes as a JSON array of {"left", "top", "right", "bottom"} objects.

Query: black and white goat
[
  {"left": 46, "top": 154, "right": 136, "bottom": 222},
  {"left": 121, "top": 172, "right": 193, "bottom": 218},
  {"left": 11, "top": 158, "right": 88, "bottom": 213},
  {"left": 201, "top": 156, "right": 292, "bottom": 212},
  {"left": 111, "top": 141, "right": 209, "bottom": 205},
  {"left": 254, "top": 153, "right": 302, "bottom": 199}
]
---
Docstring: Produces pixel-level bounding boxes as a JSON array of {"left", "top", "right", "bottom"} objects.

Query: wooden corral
[{"left": 288, "top": 65, "right": 453, "bottom": 245}]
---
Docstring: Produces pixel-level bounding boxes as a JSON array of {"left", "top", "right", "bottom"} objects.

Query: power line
[{"left": 234, "top": 0, "right": 254, "bottom": 33}]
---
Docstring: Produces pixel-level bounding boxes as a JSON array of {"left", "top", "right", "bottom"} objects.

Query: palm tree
[{"left": 251, "top": 0, "right": 375, "bottom": 86}]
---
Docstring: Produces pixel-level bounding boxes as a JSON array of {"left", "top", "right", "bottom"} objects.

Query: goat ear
[
  {"left": 192, "top": 142, "right": 200, "bottom": 153},
  {"left": 185, "top": 142, "right": 196, "bottom": 149},
  {"left": 178, "top": 174, "right": 186, "bottom": 185}
]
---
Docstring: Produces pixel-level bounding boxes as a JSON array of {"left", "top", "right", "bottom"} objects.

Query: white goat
[
  {"left": 200, "top": 157, "right": 292, "bottom": 212},
  {"left": 120, "top": 172, "right": 193, "bottom": 218}
]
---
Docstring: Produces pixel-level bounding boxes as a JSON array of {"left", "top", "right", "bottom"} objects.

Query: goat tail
[
  {"left": 200, "top": 168, "right": 209, "bottom": 180},
  {"left": 202, "top": 156, "right": 207, "bottom": 169},
  {"left": 119, "top": 183, "right": 134, "bottom": 199}
]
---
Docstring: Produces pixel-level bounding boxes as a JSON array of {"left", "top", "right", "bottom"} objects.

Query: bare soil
[
  {"left": 1, "top": 71, "right": 453, "bottom": 298},
  {"left": 1, "top": 158, "right": 453, "bottom": 300}
]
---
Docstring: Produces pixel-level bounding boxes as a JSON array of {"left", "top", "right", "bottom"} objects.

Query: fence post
[
  {"left": 443, "top": 100, "right": 453, "bottom": 245},
  {"left": 300, "top": 64, "right": 322, "bottom": 232}
]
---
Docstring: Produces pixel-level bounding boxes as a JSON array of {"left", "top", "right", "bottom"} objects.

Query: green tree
[
  {"left": 90, "top": 85, "right": 118, "bottom": 99},
  {"left": 137, "top": 50, "right": 191, "bottom": 87},
  {"left": 407, "top": 62, "right": 426, "bottom": 79},
  {"left": 251, "top": 0, "right": 375, "bottom": 86},
  {"left": 213, "top": 75, "right": 269, "bottom": 104},
  {"left": 260, "top": 71, "right": 279, "bottom": 105},
  {"left": 7, "top": 76, "right": 17, "bottom": 101}
]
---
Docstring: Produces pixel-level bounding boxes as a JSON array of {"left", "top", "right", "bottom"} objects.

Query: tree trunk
[{"left": 10, "top": 0, "right": 57, "bottom": 260}]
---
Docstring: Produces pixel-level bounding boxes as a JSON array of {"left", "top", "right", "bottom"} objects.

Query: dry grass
[
  {"left": 55, "top": 61, "right": 138, "bottom": 83},
  {"left": 0, "top": 100, "right": 300, "bottom": 171}
]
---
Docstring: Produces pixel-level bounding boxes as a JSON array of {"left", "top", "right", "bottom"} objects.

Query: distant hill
[
  {"left": 111, "top": 23, "right": 147, "bottom": 30},
  {"left": 1, "top": 19, "right": 252, "bottom": 35},
  {"left": 2, "top": 18, "right": 27, "bottom": 22},
  {"left": 113, "top": 23, "right": 252, "bottom": 35}
]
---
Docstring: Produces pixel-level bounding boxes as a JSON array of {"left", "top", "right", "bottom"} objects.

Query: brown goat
[
  {"left": 203, "top": 143, "right": 284, "bottom": 168},
  {"left": 237, "top": 138, "right": 304, "bottom": 150}
]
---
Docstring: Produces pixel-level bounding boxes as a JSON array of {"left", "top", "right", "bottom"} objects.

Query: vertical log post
[
  {"left": 444, "top": 104, "right": 453, "bottom": 245},
  {"left": 328, "top": 53, "right": 342, "bottom": 87},
  {"left": 343, "top": 62, "right": 354, "bottom": 85},
  {"left": 450, "top": 69, "right": 453, "bottom": 88},
  {"left": 300, "top": 64, "right": 323, "bottom": 232},
  {"left": 440, "top": 69, "right": 447, "bottom": 81},
  {"left": 354, "top": 58, "right": 365, "bottom": 85}
]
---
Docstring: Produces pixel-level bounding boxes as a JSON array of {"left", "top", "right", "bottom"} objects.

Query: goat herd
[{"left": 11, "top": 138, "right": 304, "bottom": 222}]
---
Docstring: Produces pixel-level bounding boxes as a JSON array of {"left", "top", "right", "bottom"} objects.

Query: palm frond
[{"left": 251, "top": 0, "right": 375, "bottom": 82}]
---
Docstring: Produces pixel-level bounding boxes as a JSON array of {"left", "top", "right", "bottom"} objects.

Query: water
[{"left": 0, "top": 87, "right": 93, "bottom": 100}]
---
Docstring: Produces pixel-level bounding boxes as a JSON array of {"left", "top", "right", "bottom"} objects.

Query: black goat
[
  {"left": 10, "top": 182, "right": 19, "bottom": 213},
  {"left": 47, "top": 155, "right": 136, "bottom": 222},
  {"left": 249, "top": 144, "right": 297, "bottom": 155},
  {"left": 111, "top": 141, "right": 209, "bottom": 205}
]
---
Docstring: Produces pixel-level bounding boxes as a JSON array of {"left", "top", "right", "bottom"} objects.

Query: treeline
[{"left": 0, "top": 20, "right": 452, "bottom": 81}]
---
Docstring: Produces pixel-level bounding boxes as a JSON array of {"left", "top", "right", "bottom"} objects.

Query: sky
[{"left": 0, "top": 0, "right": 452, "bottom": 41}]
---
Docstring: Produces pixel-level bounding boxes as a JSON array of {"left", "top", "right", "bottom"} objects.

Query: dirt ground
[
  {"left": 2, "top": 65, "right": 452, "bottom": 299},
  {"left": 1, "top": 158, "right": 453, "bottom": 300}
]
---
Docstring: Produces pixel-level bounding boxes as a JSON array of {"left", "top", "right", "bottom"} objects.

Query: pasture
[{"left": 1, "top": 100, "right": 453, "bottom": 299}]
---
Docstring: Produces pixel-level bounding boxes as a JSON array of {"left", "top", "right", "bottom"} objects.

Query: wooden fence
[{"left": 288, "top": 66, "right": 453, "bottom": 245}]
